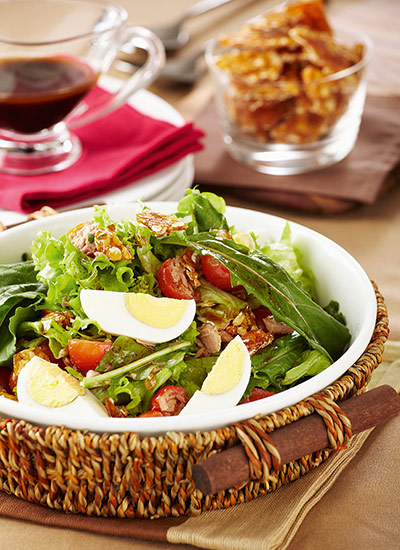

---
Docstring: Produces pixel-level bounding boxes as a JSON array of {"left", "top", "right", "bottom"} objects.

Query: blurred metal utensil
[
  {"left": 148, "top": 0, "right": 235, "bottom": 50},
  {"left": 116, "top": 47, "right": 206, "bottom": 84}
]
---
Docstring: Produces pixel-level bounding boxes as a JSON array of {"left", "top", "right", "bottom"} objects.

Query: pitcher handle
[{"left": 68, "top": 26, "right": 165, "bottom": 129}]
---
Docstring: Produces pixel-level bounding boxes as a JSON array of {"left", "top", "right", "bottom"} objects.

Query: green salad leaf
[
  {"left": 281, "top": 349, "right": 332, "bottom": 386},
  {"left": 248, "top": 334, "right": 332, "bottom": 392},
  {"left": 108, "top": 350, "right": 216, "bottom": 411},
  {"left": 260, "top": 222, "right": 316, "bottom": 299},
  {"left": 176, "top": 188, "right": 229, "bottom": 233},
  {"left": 176, "top": 356, "right": 217, "bottom": 398},
  {"left": 0, "top": 260, "right": 41, "bottom": 286},
  {"left": 250, "top": 334, "right": 308, "bottom": 391},
  {"left": 196, "top": 279, "right": 246, "bottom": 328},
  {"left": 0, "top": 261, "right": 47, "bottom": 366},
  {"left": 95, "top": 335, "right": 149, "bottom": 373},
  {"left": 82, "top": 341, "right": 192, "bottom": 388},
  {"left": 30, "top": 228, "right": 158, "bottom": 317}
]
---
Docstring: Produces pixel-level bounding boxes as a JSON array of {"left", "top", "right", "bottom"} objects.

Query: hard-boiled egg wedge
[
  {"left": 17, "top": 356, "right": 107, "bottom": 417},
  {"left": 80, "top": 289, "right": 196, "bottom": 344},
  {"left": 180, "top": 336, "right": 251, "bottom": 415}
]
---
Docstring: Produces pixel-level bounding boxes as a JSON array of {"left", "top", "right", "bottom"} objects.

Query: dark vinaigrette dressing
[{"left": 0, "top": 56, "right": 99, "bottom": 134}]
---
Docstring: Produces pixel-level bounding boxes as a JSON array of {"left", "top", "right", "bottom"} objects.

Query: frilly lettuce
[
  {"left": 260, "top": 223, "right": 316, "bottom": 299},
  {"left": 30, "top": 228, "right": 158, "bottom": 314}
]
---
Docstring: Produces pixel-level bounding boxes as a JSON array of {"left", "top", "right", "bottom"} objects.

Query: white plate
[
  {"left": 0, "top": 203, "right": 377, "bottom": 435},
  {"left": 0, "top": 75, "right": 194, "bottom": 227},
  {"left": 152, "top": 156, "right": 194, "bottom": 201}
]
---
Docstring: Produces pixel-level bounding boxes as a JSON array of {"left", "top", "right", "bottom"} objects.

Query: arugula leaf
[
  {"left": 323, "top": 300, "right": 347, "bottom": 325},
  {"left": 95, "top": 335, "right": 149, "bottom": 373},
  {"left": 82, "top": 341, "right": 191, "bottom": 388},
  {"left": 187, "top": 234, "right": 351, "bottom": 361},
  {"left": 87, "top": 344, "right": 193, "bottom": 415}
]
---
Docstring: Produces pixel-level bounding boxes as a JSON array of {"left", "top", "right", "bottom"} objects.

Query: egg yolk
[
  {"left": 25, "top": 357, "right": 85, "bottom": 407},
  {"left": 201, "top": 339, "right": 245, "bottom": 395},
  {"left": 124, "top": 293, "right": 190, "bottom": 329}
]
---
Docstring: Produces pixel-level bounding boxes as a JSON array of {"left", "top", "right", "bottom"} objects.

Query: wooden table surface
[{"left": 1, "top": 1, "right": 399, "bottom": 548}]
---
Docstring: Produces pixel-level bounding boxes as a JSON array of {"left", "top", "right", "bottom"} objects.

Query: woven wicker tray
[{"left": 0, "top": 283, "right": 389, "bottom": 518}]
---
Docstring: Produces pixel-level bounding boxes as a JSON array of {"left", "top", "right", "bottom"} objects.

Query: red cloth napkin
[{"left": 0, "top": 87, "right": 204, "bottom": 213}]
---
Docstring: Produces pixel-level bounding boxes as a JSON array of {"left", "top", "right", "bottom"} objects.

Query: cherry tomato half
[
  {"left": 150, "top": 385, "right": 189, "bottom": 416},
  {"left": 68, "top": 339, "right": 112, "bottom": 373},
  {"left": 240, "top": 387, "right": 275, "bottom": 404},
  {"left": 201, "top": 255, "right": 232, "bottom": 291},
  {"left": 0, "top": 367, "right": 11, "bottom": 394},
  {"left": 157, "top": 258, "right": 194, "bottom": 300}
]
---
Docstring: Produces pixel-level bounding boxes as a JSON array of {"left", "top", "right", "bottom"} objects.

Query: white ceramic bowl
[{"left": 0, "top": 203, "right": 377, "bottom": 435}]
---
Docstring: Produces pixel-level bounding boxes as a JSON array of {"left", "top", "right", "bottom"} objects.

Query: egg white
[
  {"left": 180, "top": 336, "right": 251, "bottom": 415},
  {"left": 17, "top": 356, "right": 108, "bottom": 418},
  {"left": 80, "top": 289, "right": 196, "bottom": 344}
]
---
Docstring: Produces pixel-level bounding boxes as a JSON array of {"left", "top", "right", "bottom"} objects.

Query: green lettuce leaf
[
  {"left": 172, "top": 356, "right": 216, "bottom": 398},
  {"left": 18, "top": 315, "right": 100, "bottom": 359},
  {"left": 30, "top": 228, "right": 157, "bottom": 318},
  {"left": 87, "top": 343, "right": 192, "bottom": 415},
  {"left": 260, "top": 223, "right": 316, "bottom": 299},
  {"left": 281, "top": 349, "right": 332, "bottom": 386},
  {"left": 250, "top": 334, "right": 308, "bottom": 391},
  {"left": 176, "top": 188, "right": 229, "bottom": 233},
  {"left": 0, "top": 262, "right": 47, "bottom": 366}
]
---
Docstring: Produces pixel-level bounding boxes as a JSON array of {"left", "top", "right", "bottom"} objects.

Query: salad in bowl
[{"left": 0, "top": 190, "right": 376, "bottom": 434}]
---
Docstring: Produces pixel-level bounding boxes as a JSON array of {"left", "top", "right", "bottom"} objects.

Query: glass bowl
[{"left": 206, "top": 21, "right": 373, "bottom": 175}]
